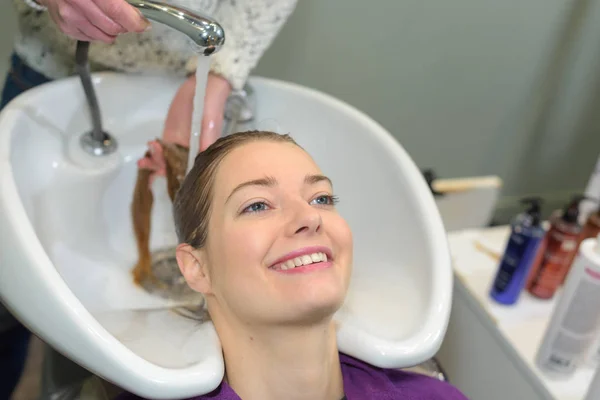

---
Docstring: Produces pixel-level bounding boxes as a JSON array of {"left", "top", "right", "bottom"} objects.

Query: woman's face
[{"left": 187, "top": 140, "right": 353, "bottom": 326}]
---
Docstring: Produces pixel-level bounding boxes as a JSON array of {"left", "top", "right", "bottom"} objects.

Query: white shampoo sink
[{"left": 0, "top": 73, "right": 452, "bottom": 399}]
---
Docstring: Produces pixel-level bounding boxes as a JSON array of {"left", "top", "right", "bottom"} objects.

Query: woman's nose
[{"left": 285, "top": 202, "right": 322, "bottom": 236}]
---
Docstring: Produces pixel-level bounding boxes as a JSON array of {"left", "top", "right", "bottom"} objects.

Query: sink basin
[{"left": 0, "top": 73, "right": 452, "bottom": 399}]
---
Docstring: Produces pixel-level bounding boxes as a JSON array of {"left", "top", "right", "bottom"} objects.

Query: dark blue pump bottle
[{"left": 490, "top": 197, "right": 545, "bottom": 305}]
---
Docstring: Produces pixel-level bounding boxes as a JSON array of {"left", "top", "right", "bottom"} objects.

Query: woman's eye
[
  {"left": 242, "top": 201, "right": 270, "bottom": 214},
  {"left": 310, "top": 195, "right": 339, "bottom": 206}
]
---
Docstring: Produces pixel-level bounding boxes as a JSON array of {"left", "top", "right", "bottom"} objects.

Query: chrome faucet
[
  {"left": 126, "top": 0, "right": 225, "bottom": 55},
  {"left": 78, "top": 0, "right": 225, "bottom": 156}
]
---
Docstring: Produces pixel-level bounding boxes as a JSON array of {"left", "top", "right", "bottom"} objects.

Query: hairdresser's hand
[
  {"left": 38, "top": 0, "right": 151, "bottom": 43},
  {"left": 137, "top": 73, "right": 232, "bottom": 184}
]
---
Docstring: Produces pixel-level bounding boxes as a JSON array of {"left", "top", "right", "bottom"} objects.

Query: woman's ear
[{"left": 176, "top": 243, "right": 212, "bottom": 294}]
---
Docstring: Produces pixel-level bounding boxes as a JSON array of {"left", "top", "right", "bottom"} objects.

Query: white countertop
[{"left": 447, "top": 226, "right": 596, "bottom": 400}]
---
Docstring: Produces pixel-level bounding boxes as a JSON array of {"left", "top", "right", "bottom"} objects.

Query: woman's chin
[{"left": 285, "top": 291, "right": 346, "bottom": 323}]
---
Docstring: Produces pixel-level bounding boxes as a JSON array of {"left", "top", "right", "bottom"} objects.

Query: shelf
[{"left": 447, "top": 226, "right": 596, "bottom": 400}]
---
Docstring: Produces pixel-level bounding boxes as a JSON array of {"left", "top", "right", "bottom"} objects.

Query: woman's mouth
[{"left": 269, "top": 247, "right": 333, "bottom": 273}]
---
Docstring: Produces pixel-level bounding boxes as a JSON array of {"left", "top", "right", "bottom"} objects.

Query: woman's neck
[{"left": 218, "top": 321, "right": 344, "bottom": 400}]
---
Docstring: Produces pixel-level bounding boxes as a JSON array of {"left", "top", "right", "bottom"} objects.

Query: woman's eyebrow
[
  {"left": 225, "top": 174, "right": 333, "bottom": 204},
  {"left": 226, "top": 176, "right": 277, "bottom": 204},
  {"left": 305, "top": 174, "right": 332, "bottom": 187}
]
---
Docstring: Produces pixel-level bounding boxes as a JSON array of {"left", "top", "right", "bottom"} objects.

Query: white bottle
[
  {"left": 585, "top": 365, "right": 600, "bottom": 400},
  {"left": 586, "top": 336, "right": 600, "bottom": 367},
  {"left": 535, "top": 233, "right": 600, "bottom": 377},
  {"left": 580, "top": 154, "right": 600, "bottom": 224}
]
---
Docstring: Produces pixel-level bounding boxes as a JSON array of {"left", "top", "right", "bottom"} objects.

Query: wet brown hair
[{"left": 173, "top": 130, "right": 298, "bottom": 248}]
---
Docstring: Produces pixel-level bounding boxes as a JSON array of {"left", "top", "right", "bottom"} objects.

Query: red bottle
[
  {"left": 526, "top": 196, "right": 584, "bottom": 299},
  {"left": 558, "top": 200, "right": 600, "bottom": 285}
]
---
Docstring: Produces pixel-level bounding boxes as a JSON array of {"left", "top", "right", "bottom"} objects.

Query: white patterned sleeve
[{"left": 187, "top": 0, "right": 298, "bottom": 90}]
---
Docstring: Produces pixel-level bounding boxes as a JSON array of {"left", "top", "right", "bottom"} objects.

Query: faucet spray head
[{"left": 125, "top": 0, "right": 225, "bottom": 55}]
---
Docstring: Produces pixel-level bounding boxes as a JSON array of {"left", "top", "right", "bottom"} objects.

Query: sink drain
[{"left": 138, "top": 247, "right": 209, "bottom": 321}]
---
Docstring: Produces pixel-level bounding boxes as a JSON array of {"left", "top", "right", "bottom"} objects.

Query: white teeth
[{"left": 275, "top": 252, "right": 330, "bottom": 270}]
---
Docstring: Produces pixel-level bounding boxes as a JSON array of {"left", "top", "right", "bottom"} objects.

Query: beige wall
[{"left": 1, "top": 0, "right": 599, "bottom": 221}]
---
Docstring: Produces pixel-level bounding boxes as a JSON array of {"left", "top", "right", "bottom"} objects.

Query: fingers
[
  {"left": 47, "top": 0, "right": 148, "bottom": 42},
  {"left": 137, "top": 141, "right": 167, "bottom": 189},
  {"left": 48, "top": 5, "right": 85, "bottom": 39},
  {"left": 71, "top": 27, "right": 95, "bottom": 42},
  {"left": 148, "top": 141, "right": 167, "bottom": 173},
  {"left": 137, "top": 157, "right": 159, "bottom": 189},
  {"left": 137, "top": 141, "right": 167, "bottom": 174},
  {"left": 76, "top": 19, "right": 117, "bottom": 43},
  {"left": 94, "top": 0, "right": 150, "bottom": 33},
  {"left": 71, "top": 0, "right": 124, "bottom": 36},
  {"left": 137, "top": 157, "right": 154, "bottom": 170}
]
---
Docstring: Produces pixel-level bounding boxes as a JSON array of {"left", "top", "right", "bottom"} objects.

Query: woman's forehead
[{"left": 214, "top": 141, "right": 322, "bottom": 192}]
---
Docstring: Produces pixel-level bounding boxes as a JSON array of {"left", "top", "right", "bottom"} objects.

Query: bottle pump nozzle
[
  {"left": 521, "top": 197, "right": 543, "bottom": 225},
  {"left": 562, "top": 195, "right": 588, "bottom": 224}
]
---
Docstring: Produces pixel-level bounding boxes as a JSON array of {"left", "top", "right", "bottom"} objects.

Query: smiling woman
[{"left": 118, "top": 130, "right": 467, "bottom": 400}]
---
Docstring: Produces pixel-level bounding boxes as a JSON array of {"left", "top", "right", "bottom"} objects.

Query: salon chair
[{"left": 0, "top": 50, "right": 452, "bottom": 400}]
